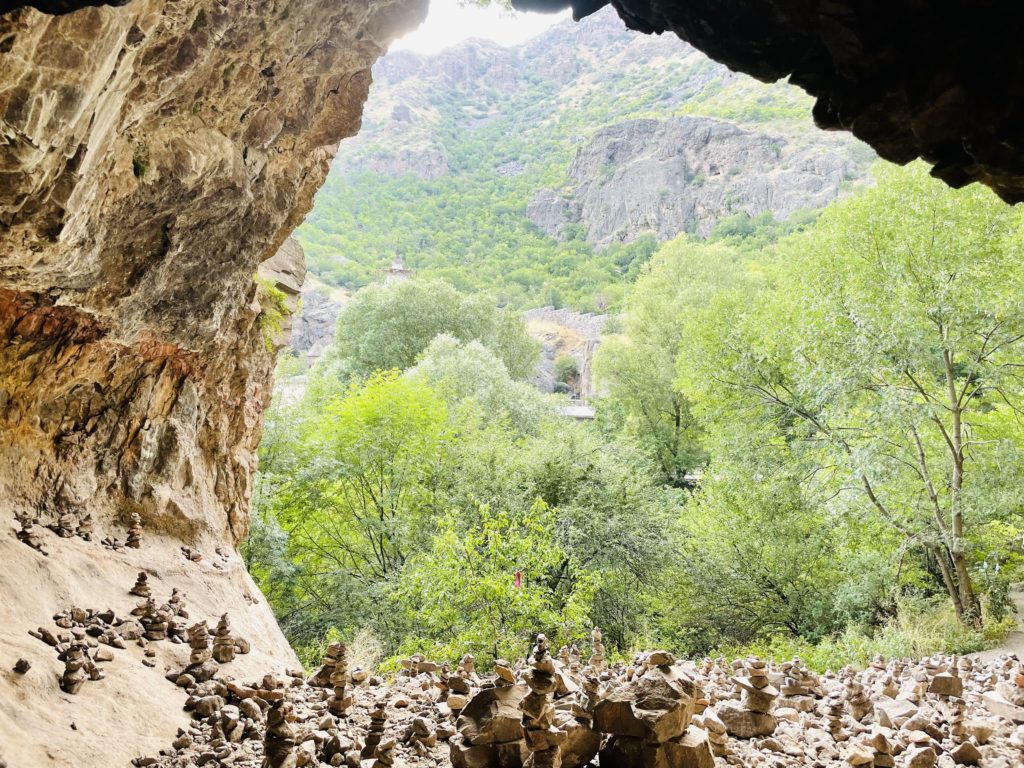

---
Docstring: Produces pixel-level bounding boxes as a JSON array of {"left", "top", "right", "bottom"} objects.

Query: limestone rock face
[
  {"left": 0, "top": 0, "right": 425, "bottom": 542},
  {"left": 0, "top": 0, "right": 426, "bottom": 765},
  {"left": 530, "top": 116, "right": 857, "bottom": 246},
  {"left": 292, "top": 287, "right": 344, "bottom": 363}
]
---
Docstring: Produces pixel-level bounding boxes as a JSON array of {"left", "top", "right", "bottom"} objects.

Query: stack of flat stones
[
  {"left": 361, "top": 700, "right": 388, "bottom": 760},
  {"left": 212, "top": 613, "right": 236, "bottom": 664},
  {"left": 49, "top": 509, "right": 78, "bottom": 538},
  {"left": 594, "top": 649, "right": 713, "bottom": 768},
  {"left": 519, "top": 634, "right": 564, "bottom": 768},
  {"left": 263, "top": 699, "right": 296, "bottom": 768},
  {"left": 587, "top": 627, "right": 605, "bottom": 674},
  {"left": 176, "top": 621, "right": 219, "bottom": 685},
  {"left": 15, "top": 510, "right": 48, "bottom": 555},
  {"left": 717, "top": 657, "right": 778, "bottom": 739},
  {"left": 129, "top": 572, "right": 151, "bottom": 598},
  {"left": 59, "top": 642, "right": 103, "bottom": 694},
  {"left": 779, "top": 656, "right": 820, "bottom": 712},
  {"left": 328, "top": 643, "right": 353, "bottom": 717},
  {"left": 844, "top": 672, "right": 873, "bottom": 722},
  {"left": 126, "top": 512, "right": 143, "bottom": 548}
]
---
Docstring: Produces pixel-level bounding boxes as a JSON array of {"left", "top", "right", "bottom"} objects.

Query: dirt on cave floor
[{"left": 0, "top": 521, "right": 298, "bottom": 768}]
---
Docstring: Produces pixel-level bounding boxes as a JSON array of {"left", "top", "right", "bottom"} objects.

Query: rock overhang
[{"left": 512, "top": 0, "right": 1024, "bottom": 204}]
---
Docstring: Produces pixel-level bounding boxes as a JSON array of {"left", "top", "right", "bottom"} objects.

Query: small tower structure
[{"left": 383, "top": 254, "right": 414, "bottom": 286}]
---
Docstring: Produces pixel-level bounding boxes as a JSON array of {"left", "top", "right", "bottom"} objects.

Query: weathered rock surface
[
  {"left": 291, "top": 287, "right": 344, "bottom": 364},
  {"left": 0, "top": 0, "right": 426, "bottom": 764},
  {"left": 523, "top": 307, "right": 606, "bottom": 397},
  {"left": 530, "top": 116, "right": 859, "bottom": 245}
]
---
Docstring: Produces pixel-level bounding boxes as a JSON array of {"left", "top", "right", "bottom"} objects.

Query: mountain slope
[{"left": 297, "top": 8, "right": 873, "bottom": 311}]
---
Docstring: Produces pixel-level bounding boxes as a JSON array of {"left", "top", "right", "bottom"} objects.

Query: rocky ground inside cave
[
  {"left": 6, "top": 511, "right": 1024, "bottom": 768},
  {"left": 123, "top": 646, "right": 1024, "bottom": 768}
]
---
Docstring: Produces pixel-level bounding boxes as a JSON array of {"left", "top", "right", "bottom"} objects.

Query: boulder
[{"left": 716, "top": 701, "right": 777, "bottom": 739}]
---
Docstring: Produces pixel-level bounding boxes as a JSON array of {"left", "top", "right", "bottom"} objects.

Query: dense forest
[{"left": 249, "top": 162, "right": 1024, "bottom": 671}]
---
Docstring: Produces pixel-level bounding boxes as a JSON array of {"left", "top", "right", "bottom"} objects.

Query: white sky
[{"left": 391, "top": 0, "right": 571, "bottom": 54}]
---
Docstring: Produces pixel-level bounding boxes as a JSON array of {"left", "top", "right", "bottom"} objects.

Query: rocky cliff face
[
  {"left": 529, "top": 116, "right": 859, "bottom": 244},
  {"left": 292, "top": 287, "right": 344, "bottom": 363},
  {"left": 0, "top": 0, "right": 425, "bottom": 765},
  {"left": 297, "top": 7, "right": 873, "bottom": 302}
]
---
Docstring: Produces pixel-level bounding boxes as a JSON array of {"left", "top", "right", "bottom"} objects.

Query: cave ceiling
[{"left": 6, "top": 0, "right": 1024, "bottom": 202}]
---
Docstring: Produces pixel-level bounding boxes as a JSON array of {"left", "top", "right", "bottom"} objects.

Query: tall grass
[{"left": 712, "top": 596, "right": 1016, "bottom": 673}]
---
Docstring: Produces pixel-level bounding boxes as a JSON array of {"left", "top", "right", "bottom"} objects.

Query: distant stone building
[{"left": 383, "top": 254, "right": 414, "bottom": 286}]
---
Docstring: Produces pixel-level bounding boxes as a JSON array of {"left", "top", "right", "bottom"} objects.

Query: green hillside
[{"left": 296, "top": 8, "right": 871, "bottom": 311}]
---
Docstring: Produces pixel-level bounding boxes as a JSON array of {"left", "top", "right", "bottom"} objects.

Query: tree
[
  {"left": 261, "top": 372, "right": 451, "bottom": 646},
  {"left": 409, "top": 334, "right": 551, "bottom": 434},
  {"left": 553, "top": 355, "right": 580, "bottom": 396},
  {"left": 595, "top": 237, "right": 747, "bottom": 485},
  {"left": 679, "top": 162, "right": 1024, "bottom": 626},
  {"left": 393, "top": 500, "right": 594, "bottom": 664},
  {"left": 330, "top": 278, "right": 538, "bottom": 380}
]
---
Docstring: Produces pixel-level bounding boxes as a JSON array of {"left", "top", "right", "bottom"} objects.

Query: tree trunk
[{"left": 943, "top": 347, "right": 983, "bottom": 627}]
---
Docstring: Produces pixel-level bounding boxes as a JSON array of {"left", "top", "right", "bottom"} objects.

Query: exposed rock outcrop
[
  {"left": 524, "top": 307, "right": 607, "bottom": 398},
  {"left": 291, "top": 287, "right": 344, "bottom": 364},
  {"left": 529, "top": 116, "right": 859, "bottom": 245},
  {"left": 0, "top": 0, "right": 427, "bottom": 764}
]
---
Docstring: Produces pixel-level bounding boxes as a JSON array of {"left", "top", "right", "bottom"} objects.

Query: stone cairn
[
  {"left": 826, "top": 690, "right": 849, "bottom": 742},
  {"left": 126, "top": 512, "right": 143, "bottom": 549},
  {"left": 844, "top": 670, "right": 873, "bottom": 722},
  {"left": 444, "top": 662, "right": 471, "bottom": 714},
  {"left": 587, "top": 626, "right": 605, "bottom": 673},
  {"left": 212, "top": 613, "right": 236, "bottom": 663},
  {"left": 718, "top": 656, "right": 779, "bottom": 738},
  {"left": 174, "top": 620, "right": 219, "bottom": 684},
  {"left": 361, "top": 699, "right": 388, "bottom": 759},
  {"left": 779, "top": 656, "right": 819, "bottom": 711},
  {"left": 328, "top": 643, "right": 353, "bottom": 717},
  {"left": 77, "top": 511, "right": 95, "bottom": 541},
  {"left": 595, "top": 648, "right": 709, "bottom": 767},
  {"left": 569, "top": 644, "right": 581, "bottom": 674},
  {"left": 129, "top": 571, "right": 151, "bottom": 598},
  {"left": 309, "top": 641, "right": 346, "bottom": 689},
  {"left": 702, "top": 707, "right": 729, "bottom": 756},
  {"left": 168, "top": 588, "right": 188, "bottom": 618},
  {"left": 520, "top": 633, "right": 564, "bottom": 768},
  {"left": 50, "top": 508, "right": 78, "bottom": 538},
  {"left": 262, "top": 699, "right": 296, "bottom": 768},
  {"left": 188, "top": 622, "right": 211, "bottom": 664},
  {"left": 166, "top": 589, "right": 188, "bottom": 642},
  {"left": 15, "top": 510, "right": 48, "bottom": 555},
  {"left": 59, "top": 642, "right": 102, "bottom": 694}
]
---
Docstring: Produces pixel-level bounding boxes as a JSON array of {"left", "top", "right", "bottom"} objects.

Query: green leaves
[
  {"left": 393, "top": 500, "right": 592, "bottom": 664},
  {"left": 674, "top": 161, "right": 1024, "bottom": 629},
  {"left": 331, "top": 279, "right": 539, "bottom": 381}
]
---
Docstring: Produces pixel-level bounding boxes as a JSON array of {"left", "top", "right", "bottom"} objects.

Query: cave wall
[{"left": 0, "top": 0, "right": 426, "bottom": 545}]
